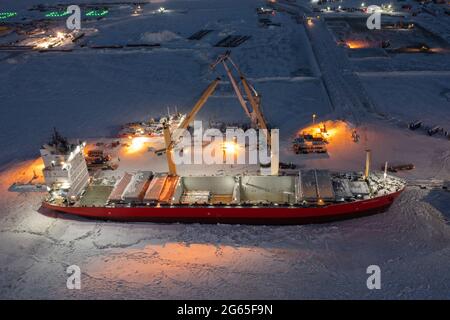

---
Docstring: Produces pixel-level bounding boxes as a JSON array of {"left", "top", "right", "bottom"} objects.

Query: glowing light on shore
[
  {"left": 324, "top": 127, "right": 337, "bottom": 138},
  {"left": 126, "top": 137, "right": 147, "bottom": 154},
  {"left": 33, "top": 31, "right": 68, "bottom": 49},
  {"left": 346, "top": 40, "right": 370, "bottom": 49},
  {"left": 297, "top": 121, "right": 344, "bottom": 143}
]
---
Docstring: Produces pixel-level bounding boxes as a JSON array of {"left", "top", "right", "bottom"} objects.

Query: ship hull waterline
[{"left": 41, "top": 189, "right": 404, "bottom": 225}]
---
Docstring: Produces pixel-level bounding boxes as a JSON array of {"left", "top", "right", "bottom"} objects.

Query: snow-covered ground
[{"left": 0, "top": 0, "right": 449, "bottom": 299}]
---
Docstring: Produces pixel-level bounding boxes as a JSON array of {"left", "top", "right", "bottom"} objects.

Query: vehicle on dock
[
  {"left": 118, "top": 112, "right": 186, "bottom": 138},
  {"left": 293, "top": 122, "right": 329, "bottom": 154}
]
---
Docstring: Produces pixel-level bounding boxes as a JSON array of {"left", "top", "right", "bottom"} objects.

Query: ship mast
[{"left": 364, "top": 149, "right": 371, "bottom": 180}]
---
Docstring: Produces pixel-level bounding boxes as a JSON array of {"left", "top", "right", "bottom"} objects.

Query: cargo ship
[
  {"left": 41, "top": 134, "right": 405, "bottom": 225},
  {"left": 42, "top": 170, "right": 404, "bottom": 224},
  {"left": 39, "top": 54, "right": 405, "bottom": 224}
]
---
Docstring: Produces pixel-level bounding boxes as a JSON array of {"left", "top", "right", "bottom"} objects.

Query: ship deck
[
  {"left": 79, "top": 185, "right": 113, "bottom": 207},
  {"left": 65, "top": 171, "right": 405, "bottom": 209}
]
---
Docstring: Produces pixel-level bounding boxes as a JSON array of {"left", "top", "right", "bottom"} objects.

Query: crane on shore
[{"left": 163, "top": 52, "right": 271, "bottom": 176}]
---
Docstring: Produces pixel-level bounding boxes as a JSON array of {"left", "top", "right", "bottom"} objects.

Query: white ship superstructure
[{"left": 40, "top": 129, "right": 89, "bottom": 200}]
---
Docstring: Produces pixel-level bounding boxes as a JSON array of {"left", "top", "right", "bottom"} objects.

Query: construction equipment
[
  {"left": 428, "top": 126, "right": 443, "bottom": 136},
  {"left": 163, "top": 53, "right": 272, "bottom": 176},
  {"left": 409, "top": 120, "right": 422, "bottom": 130},
  {"left": 293, "top": 122, "right": 329, "bottom": 154}
]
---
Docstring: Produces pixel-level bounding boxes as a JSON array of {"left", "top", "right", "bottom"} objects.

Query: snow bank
[{"left": 141, "top": 31, "right": 180, "bottom": 44}]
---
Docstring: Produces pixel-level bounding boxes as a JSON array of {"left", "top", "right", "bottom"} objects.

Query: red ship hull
[{"left": 41, "top": 189, "right": 404, "bottom": 225}]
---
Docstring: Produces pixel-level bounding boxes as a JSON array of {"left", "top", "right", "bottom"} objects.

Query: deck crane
[
  {"left": 163, "top": 78, "right": 220, "bottom": 176},
  {"left": 163, "top": 53, "right": 273, "bottom": 176},
  {"left": 210, "top": 51, "right": 270, "bottom": 143}
]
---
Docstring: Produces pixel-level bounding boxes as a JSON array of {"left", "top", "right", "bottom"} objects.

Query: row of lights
[
  {"left": 45, "top": 11, "right": 71, "bottom": 18},
  {"left": 0, "top": 12, "right": 17, "bottom": 20},
  {"left": 1, "top": 6, "right": 171, "bottom": 20},
  {"left": 0, "top": 10, "right": 111, "bottom": 19},
  {"left": 85, "top": 10, "right": 109, "bottom": 17},
  {"left": 45, "top": 10, "right": 109, "bottom": 18}
]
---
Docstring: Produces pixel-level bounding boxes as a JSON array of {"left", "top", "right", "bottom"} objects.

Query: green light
[
  {"left": 85, "top": 10, "right": 109, "bottom": 17},
  {"left": 0, "top": 12, "right": 17, "bottom": 20},
  {"left": 45, "top": 11, "right": 70, "bottom": 18}
]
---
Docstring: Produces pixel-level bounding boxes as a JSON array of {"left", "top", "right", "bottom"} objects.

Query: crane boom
[
  {"left": 211, "top": 51, "right": 252, "bottom": 120},
  {"left": 240, "top": 76, "right": 271, "bottom": 146},
  {"left": 221, "top": 61, "right": 252, "bottom": 118},
  {"left": 170, "top": 78, "right": 221, "bottom": 146},
  {"left": 217, "top": 53, "right": 271, "bottom": 145},
  {"left": 164, "top": 78, "right": 220, "bottom": 175}
]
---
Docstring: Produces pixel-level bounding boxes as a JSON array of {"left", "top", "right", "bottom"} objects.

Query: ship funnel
[{"left": 364, "top": 149, "right": 371, "bottom": 180}]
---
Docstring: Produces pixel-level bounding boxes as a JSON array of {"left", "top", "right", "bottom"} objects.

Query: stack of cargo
[
  {"left": 122, "top": 171, "right": 153, "bottom": 203},
  {"left": 108, "top": 172, "right": 133, "bottom": 203},
  {"left": 180, "top": 191, "right": 211, "bottom": 204}
]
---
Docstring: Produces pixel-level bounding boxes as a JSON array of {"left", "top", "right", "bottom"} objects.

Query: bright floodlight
[{"left": 127, "top": 137, "right": 147, "bottom": 154}]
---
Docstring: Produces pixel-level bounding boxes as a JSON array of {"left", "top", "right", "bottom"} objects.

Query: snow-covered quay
[{"left": 0, "top": 0, "right": 449, "bottom": 299}]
